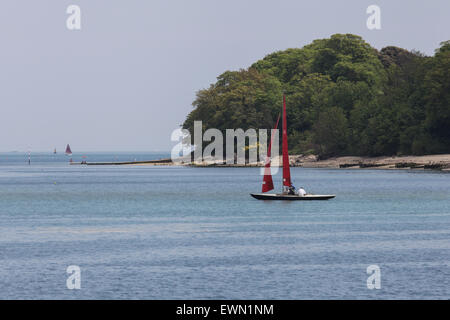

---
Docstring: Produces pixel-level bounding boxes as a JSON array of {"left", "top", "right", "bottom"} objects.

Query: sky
[{"left": 0, "top": 0, "right": 449, "bottom": 152}]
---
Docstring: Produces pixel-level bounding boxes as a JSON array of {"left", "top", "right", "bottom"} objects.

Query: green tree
[
  {"left": 422, "top": 41, "right": 450, "bottom": 153},
  {"left": 312, "top": 107, "right": 349, "bottom": 158},
  {"left": 182, "top": 34, "right": 449, "bottom": 159},
  {"left": 183, "top": 68, "right": 282, "bottom": 138}
]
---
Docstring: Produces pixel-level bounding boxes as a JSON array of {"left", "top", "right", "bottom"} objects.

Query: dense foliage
[{"left": 183, "top": 34, "right": 450, "bottom": 158}]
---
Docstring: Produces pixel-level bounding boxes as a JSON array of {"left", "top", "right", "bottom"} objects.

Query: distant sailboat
[
  {"left": 65, "top": 144, "right": 72, "bottom": 156},
  {"left": 54, "top": 148, "right": 57, "bottom": 154},
  {"left": 250, "top": 96, "right": 335, "bottom": 201}
]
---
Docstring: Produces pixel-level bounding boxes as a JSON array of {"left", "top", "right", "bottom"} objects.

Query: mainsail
[
  {"left": 282, "top": 95, "right": 291, "bottom": 187},
  {"left": 262, "top": 115, "right": 280, "bottom": 193}
]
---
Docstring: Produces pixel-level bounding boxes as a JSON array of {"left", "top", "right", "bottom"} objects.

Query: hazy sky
[{"left": 0, "top": 0, "right": 449, "bottom": 152}]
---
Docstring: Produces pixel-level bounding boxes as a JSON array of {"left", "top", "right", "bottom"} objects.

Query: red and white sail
[{"left": 262, "top": 115, "right": 280, "bottom": 193}]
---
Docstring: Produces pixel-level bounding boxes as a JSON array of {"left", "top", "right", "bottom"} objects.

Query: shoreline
[
  {"left": 296, "top": 154, "right": 450, "bottom": 171},
  {"left": 186, "top": 154, "right": 450, "bottom": 171},
  {"left": 73, "top": 154, "right": 450, "bottom": 171}
]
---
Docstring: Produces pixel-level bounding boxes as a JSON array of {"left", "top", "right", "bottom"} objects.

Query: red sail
[
  {"left": 262, "top": 115, "right": 280, "bottom": 193},
  {"left": 282, "top": 95, "right": 291, "bottom": 187},
  {"left": 65, "top": 144, "right": 72, "bottom": 155}
]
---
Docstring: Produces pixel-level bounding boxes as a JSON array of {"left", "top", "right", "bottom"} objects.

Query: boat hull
[{"left": 250, "top": 193, "right": 335, "bottom": 200}]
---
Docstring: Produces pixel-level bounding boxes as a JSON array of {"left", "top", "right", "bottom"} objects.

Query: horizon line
[{"left": 0, "top": 150, "right": 172, "bottom": 153}]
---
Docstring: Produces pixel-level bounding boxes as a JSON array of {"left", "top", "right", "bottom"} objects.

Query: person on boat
[
  {"left": 298, "top": 187, "right": 307, "bottom": 197},
  {"left": 288, "top": 185, "right": 296, "bottom": 195}
]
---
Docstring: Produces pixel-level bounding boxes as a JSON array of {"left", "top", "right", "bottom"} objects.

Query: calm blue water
[
  {"left": 0, "top": 151, "right": 170, "bottom": 165},
  {"left": 0, "top": 152, "right": 449, "bottom": 299}
]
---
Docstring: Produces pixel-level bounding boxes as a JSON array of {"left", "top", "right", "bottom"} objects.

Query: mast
[
  {"left": 282, "top": 95, "right": 291, "bottom": 189},
  {"left": 262, "top": 115, "right": 280, "bottom": 193}
]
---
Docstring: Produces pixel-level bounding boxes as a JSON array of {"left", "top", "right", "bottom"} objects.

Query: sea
[{"left": 0, "top": 152, "right": 449, "bottom": 299}]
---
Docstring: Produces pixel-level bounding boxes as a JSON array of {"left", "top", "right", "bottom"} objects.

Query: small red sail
[
  {"left": 262, "top": 115, "right": 280, "bottom": 193},
  {"left": 282, "top": 95, "right": 291, "bottom": 187},
  {"left": 65, "top": 144, "right": 72, "bottom": 155}
]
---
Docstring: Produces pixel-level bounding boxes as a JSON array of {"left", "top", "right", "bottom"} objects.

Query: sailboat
[
  {"left": 250, "top": 96, "right": 335, "bottom": 201},
  {"left": 65, "top": 144, "right": 72, "bottom": 156}
]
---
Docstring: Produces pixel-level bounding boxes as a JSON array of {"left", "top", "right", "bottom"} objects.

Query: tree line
[{"left": 183, "top": 34, "right": 450, "bottom": 158}]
